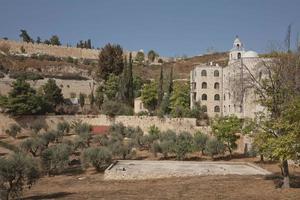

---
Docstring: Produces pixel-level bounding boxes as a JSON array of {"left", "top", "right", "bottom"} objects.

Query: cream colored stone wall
[
  {"left": 0, "top": 77, "right": 93, "bottom": 98},
  {"left": 0, "top": 114, "right": 210, "bottom": 136}
]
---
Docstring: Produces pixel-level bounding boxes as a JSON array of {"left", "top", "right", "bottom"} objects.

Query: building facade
[{"left": 191, "top": 36, "right": 265, "bottom": 118}]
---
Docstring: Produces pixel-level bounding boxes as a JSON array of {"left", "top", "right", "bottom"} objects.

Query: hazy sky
[{"left": 1, "top": 0, "right": 299, "bottom": 56}]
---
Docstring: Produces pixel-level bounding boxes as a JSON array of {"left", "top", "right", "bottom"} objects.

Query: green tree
[
  {"left": 141, "top": 81, "right": 158, "bottom": 112},
  {"left": 36, "top": 36, "right": 41, "bottom": 44},
  {"left": 135, "top": 51, "right": 145, "bottom": 64},
  {"left": 101, "top": 100, "right": 133, "bottom": 117},
  {"left": 82, "top": 147, "right": 112, "bottom": 172},
  {"left": 133, "top": 76, "right": 144, "bottom": 98},
  {"left": 169, "top": 81, "right": 190, "bottom": 116},
  {"left": 212, "top": 116, "right": 241, "bottom": 156},
  {"left": 0, "top": 79, "right": 48, "bottom": 115},
  {"left": 95, "top": 85, "right": 104, "bottom": 109},
  {"left": 0, "top": 153, "right": 39, "bottom": 200},
  {"left": 205, "top": 137, "right": 225, "bottom": 159},
  {"left": 241, "top": 52, "right": 300, "bottom": 188},
  {"left": 120, "top": 53, "right": 134, "bottom": 106},
  {"left": 50, "top": 35, "right": 61, "bottom": 46},
  {"left": 41, "top": 144, "right": 71, "bottom": 175},
  {"left": 97, "top": 43, "right": 124, "bottom": 80},
  {"left": 79, "top": 93, "right": 86, "bottom": 110},
  {"left": 103, "top": 74, "right": 120, "bottom": 100},
  {"left": 148, "top": 50, "right": 158, "bottom": 62},
  {"left": 174, "top": 132, "right": 193, "bottom": 160},
  {"left": 157, "top": 66, "right": 164, "bottom": 106},
  {"left": 41, "top": 79, "right": 64, "bottom": 110},
  {"left": 19, "top": 29, "right": 33, "bottom": 43},
  {"left": 193, "top": 131, "right": 209, "bottom": 155}
]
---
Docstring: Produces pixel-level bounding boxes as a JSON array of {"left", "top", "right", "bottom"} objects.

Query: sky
[{"left": 0, "top": 0, "right": 300, "bottom": 57}]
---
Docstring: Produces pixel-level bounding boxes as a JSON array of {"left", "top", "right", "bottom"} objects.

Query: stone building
[{"left": 191, "top": 36, "right": 266, "bottom": 118}]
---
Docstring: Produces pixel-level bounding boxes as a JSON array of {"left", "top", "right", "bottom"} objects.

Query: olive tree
[{"left": 0, "top": 153, "right": 39, "bottom": 200}]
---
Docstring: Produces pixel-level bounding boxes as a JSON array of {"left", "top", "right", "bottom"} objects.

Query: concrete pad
[{"left": 104, "top": 160, "right": 271, "bottom": 180}]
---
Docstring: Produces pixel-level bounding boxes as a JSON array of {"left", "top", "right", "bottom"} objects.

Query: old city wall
[{"left": 0, "top": 39, "right": 99, "bottom": 59}]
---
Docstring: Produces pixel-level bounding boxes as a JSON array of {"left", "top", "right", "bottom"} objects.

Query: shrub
[
  {"left": 5, "top": 123, "right": 21, "bottom": 138},
  {"left": 151, "top": 141, "right": 161, "bottom": 157},
  {"left": 41, "top": 144, "right": 72, "bottom": 175},
  {"left": 108, "top": 139, "right": 135, "bottom": 159},
  {"left": 9, "top": 71, "right": 43, "bottom": 80},
  {"left": 56, "top": 121, "right": 70, "bottom": 135},
  {"left": 82, "top": 147, "right": 112, "bottom": 172},
  {"left": 44, "top": 73, "right": 88, "bottom": 80},
  {"left": 101, "top": 100, "right": 133, "bottom": 117},
  {"left": 0, "top": 153, "right": 39, "bottom": 200},
  {"left": 174, "top": 132, "right": 193, "bottom": 160},
  {"left": 193, "top": 131, "right": 208, "bottom": 155},
  {"left": 160, "top": 140, "right": 175, "bottom": 158},
  {"left": 136, "top": 111, "right": 149, "bottom": 116},
  {"left": 148, "top": 125, "right": 160, "bottom": 142},
  {"left": 205, "top": 137, "right": 225, "bottom": 159},
  {"left": 29, "top": 121, "right": 46, "bottom": 134}
]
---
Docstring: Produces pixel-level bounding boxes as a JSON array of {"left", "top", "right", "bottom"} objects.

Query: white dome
[{"left": 243, "top": 51, "right": 258, "bottom": 58}]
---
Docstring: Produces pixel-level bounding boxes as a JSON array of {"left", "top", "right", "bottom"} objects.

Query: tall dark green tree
[
  {"left": 50, "top": 35, "right": 61, "bottom": 46},
  {"left": 41, "top": 79, "right": 64, "bottom": 110},
  {"left": 120, "top": 53, "right": 134, "bottom": 106},
  {"left": 36, "top": 37, "right": 41, "bottom": 44},
  {"left": 19, "top": 30, "right": 33, "bottom": 43},
  {"left": 157, "top": 66, "right": 164, "bottom": 107},
  {"left": 0, "top": 79, "right": 48, "bottom": 115},
  {"left": 97, "top": 43, "right": 124, "bottom": 81},
  {"left": 168, "top": 66, "right": 174, "bottom": 95}
]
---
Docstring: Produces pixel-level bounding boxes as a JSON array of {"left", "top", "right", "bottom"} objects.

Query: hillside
[
  {"left": 134, "top": 52, "right": 228, "bottom": 80},
  {"left": 0, "top": 39, "right": 229, "bottom": 82}
]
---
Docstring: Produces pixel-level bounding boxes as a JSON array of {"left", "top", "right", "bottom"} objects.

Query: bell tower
[{"left": 229, "top": 35, "right": 245, "bottom": 63}]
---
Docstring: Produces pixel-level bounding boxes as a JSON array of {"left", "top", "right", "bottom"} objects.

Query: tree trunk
[
  {"left": 260, "top": 154, "right": 264, "bottom": 162},
  {"left": 281, "top": 160, "right": 290, "bottom": 188}
]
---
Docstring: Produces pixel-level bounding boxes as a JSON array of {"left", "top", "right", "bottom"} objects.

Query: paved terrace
[{"left": 104, "top": 160, "right": 271, "bottom": 180}]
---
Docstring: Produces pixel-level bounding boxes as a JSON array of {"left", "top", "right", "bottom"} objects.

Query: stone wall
[
  {"left": 0, "top": 77, "right": 93, "bottom": 98},
  {"left": 0, "top": 114, "right": 251, "bottom": 153},
  {"left": 0, "top": 114, "right": 210, "bottom": 135},
  {"left": 0, "top": 39, "right": 99, "bottom": 59}
]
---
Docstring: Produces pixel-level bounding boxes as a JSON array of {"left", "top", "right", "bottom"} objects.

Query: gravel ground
[{"left": 104, "top": 160, "right": 271, "bottom": 180}]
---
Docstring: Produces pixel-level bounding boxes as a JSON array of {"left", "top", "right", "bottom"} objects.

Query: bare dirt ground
[{"left": 22, "top": 158, "right": 300, "bottom": 200}]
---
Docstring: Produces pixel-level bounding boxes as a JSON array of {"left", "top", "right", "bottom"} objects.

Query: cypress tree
[
  {"left": 157, "top": 65, "right": 164, "bottom": 106},
  {"left": 119, "top": 53, "right": 134, "bottom": 106},
  {"left": 168, "top": 66, "right": 174, "bottom": 95}
]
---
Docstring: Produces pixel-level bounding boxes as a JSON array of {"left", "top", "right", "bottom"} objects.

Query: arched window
[
  {"left": 237, "top": 52, "right": 241, "bottom": 59},
  {"left": 214, "top": 94, "right": 220, "bottom": 101},
  {"left": 214, "top": 70, "right": 219, "bottom": 77},
  {"left": 214, "top": 82, "right": 220, "bottom": 89},
  {"left": 201, "top": 70, "right": 207, "bottom": 76},
  {"left": 224, "top": 105, "right": 226, "bottom": 112},
  {"left": 224, "top": 94, "right": 226, "bottom": 100},
  {"left": 202, "top": 94, "right": 207, "bottom": 101},
  {"left": 202, "top": 105, "right": 207, "bottom": 112},
  {"left": 202, "top": 82, "right": 207, "bottom": 89},
  {"left": 214, "top": 106, "right": 220, "bottom": 113}
]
